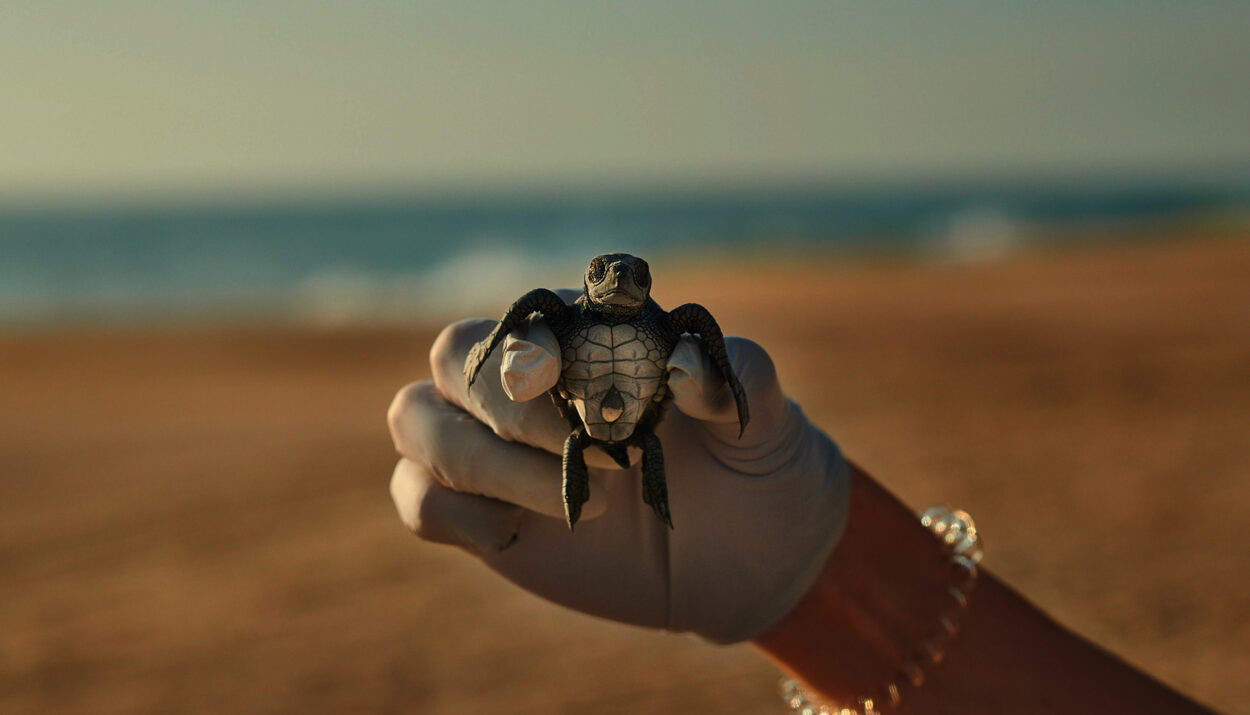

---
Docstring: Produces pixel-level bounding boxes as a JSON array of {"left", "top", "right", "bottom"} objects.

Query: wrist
[
  {"left": 753, "top": 463, "right": 1216, "bottom": 715},
  {"left": 752, "top": 464, "right": 978, "bottom": 712}
]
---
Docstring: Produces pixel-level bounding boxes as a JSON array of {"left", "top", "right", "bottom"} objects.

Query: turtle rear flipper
[
  {"left": 562, "top": 428, "right": 592, "bottom": 531},
  {"left": 638, "top": 429, "right": 672, "bottom": 529},
  {"left": 465, "top": 288, "right": 570, "bottom": 391}
]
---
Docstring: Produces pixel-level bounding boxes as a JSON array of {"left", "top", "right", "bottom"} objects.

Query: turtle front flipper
[
  {"left": 465, "top": 288, "right": 570, "bottom": 392},
  {"left": 668, "top": 303, "right": 751, "bottom": 438},
  {"left": 562, "top": 427, "right": 593, "bottom": 531}
]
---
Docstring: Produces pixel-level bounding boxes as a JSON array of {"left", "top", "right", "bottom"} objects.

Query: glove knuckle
[
  {"left": 431, "top": 318, "right": 495, "bottom": 374},
  {"left": 412, "top": 487, "right": 445, "bottom": 542},
  {"left": 390, "top": 460, "right": 431, "bottom": 537},
  {"left": 392, "top": 462, "right": 454, "bottom": 544},
  {"left": 428, "top": 412, "right": 488, "bottom": 493},
  {"left": 726, "top": 337, "right": 776, "bottom": 390},
  {"left": 387, "top": 381, "right": 429, "bottom": 445}
]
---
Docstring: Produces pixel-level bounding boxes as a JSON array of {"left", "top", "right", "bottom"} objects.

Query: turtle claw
[
  {"left": 564, "top": 500, "right": 583, "bottom": 532},
  {"left": 649, "top": 497, "right": 673, "bottom": 530},
  {"left": 562, "top": 429, "right": 592, "bottom": 531},
  {"left": 464, "top": 335, "right": 494, "bottom": 391},
  {"left": 639, "top": 429, "right": 672, "bottom": 529}
]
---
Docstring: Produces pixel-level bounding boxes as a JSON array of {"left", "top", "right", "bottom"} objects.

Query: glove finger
[
  {"left": 387, "top": 381, "right": 607, "bottom": 520},
  {"left": 389, "top": 458, "right": 526, "bottom": 555},
  {"left": 668, "top": 336, "right": 790, "bottom": 447},
  {"left": 666, "top": 335, "right": 732, "bottom": 421},
  {"left": 431, "top": 316, "right": 631, "bottom": 470}
]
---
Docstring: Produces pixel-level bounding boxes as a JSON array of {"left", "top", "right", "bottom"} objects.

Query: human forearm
[
  {"left": 753, "top": 464, "right": 1215, "bottom": 714},
  {"left": 904, "top": 572, "right": 1214, "bottom": 714}
]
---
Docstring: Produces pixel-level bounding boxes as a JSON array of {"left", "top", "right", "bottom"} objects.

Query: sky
[{"left": 2, "top": 1, "right": 1248, "bottom": 204}]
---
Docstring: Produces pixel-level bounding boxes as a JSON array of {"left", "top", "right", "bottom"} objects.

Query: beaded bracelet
[{"left": 778, "top": 506, "right": 984, "bottom": 715}]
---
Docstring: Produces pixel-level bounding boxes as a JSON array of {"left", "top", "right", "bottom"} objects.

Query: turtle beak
[{"left": 600, "top": 262, "right": 644, "bottom": 304}]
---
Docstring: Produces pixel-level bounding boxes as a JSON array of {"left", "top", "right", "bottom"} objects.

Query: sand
[{"left": 2, "top": 236, "right": 1248, "bottom": 714}]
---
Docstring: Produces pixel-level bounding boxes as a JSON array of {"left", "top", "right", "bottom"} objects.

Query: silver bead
[
  {"left": 948, "top": 585, "right": 969, "bottom": 609},
  {"left": 778, "top": 508, "right": 986, "bottom": 715},
  {"left": 942, "top": 521, "right": 965, "bottom": 546},
  {"left": 922, "top": 637, "right": 946, "bottom": 664},
  {"left": 884, "top": 682, "right": 902, "bottom": 706},
  {"left": 780, "top": 678, "right": 805, "bottom": 709},
  {"left": 920, "top": 506, "right": 948, "bottom": 529},
  {"left": 951, "top": 509, "right": 976, "bottom": 536},
  {"left": 901, "top": 657, "right": 926, "bottom": 687},
  {"left": 951, "top": 553, "right": 979, "bottom": 577}
]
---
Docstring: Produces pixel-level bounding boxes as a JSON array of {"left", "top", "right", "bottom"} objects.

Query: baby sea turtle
[{"left": 464, "top": 253, "right": 749, "bottom": 530}]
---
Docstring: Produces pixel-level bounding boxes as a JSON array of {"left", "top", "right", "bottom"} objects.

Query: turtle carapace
[{"left": 464, "top": 253, "right": 749, "bottom": 531}]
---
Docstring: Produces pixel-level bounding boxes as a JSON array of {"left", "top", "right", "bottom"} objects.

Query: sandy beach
[{"left": 2, "top": 236, "right": 1248, "bottom": 714}]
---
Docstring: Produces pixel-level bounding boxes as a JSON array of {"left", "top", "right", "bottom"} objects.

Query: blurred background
[{"left": 2, "top": 2, "right": 1248, "bottom": 713}]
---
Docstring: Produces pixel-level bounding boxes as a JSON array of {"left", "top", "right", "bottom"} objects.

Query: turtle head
[{"left": 583, "top": 253, "right": 651, "bottom": 316}]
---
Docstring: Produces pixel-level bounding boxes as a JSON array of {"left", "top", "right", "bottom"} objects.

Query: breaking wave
[{"left": 0, "top": 176, "right": 1243, "bottom": 326}]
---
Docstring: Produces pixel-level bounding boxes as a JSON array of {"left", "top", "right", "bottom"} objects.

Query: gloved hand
[{"left": 387, "top": 294, "right": 851, "bottom": 643}]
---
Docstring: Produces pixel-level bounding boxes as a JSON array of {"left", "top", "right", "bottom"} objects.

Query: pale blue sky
[{"left": 2, "top": 1, "right": 1247, "bottom": 203}]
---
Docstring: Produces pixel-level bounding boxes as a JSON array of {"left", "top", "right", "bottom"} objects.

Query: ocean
[{"left": 1, "top": 176, "right": 1245, "bottom": 327}]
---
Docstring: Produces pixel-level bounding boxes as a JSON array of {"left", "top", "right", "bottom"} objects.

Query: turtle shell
[{"left": 558, "top": 315, "right": 673, "bottom": 443}]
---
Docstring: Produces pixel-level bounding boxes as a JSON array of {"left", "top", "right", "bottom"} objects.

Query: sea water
[{"left": 0, "top": 178, "right": 1244, "bottom": 326}]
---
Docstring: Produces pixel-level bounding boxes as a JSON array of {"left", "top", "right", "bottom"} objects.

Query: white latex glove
[{"left": 388, "top": 296, "right": 851, "bottom": 643}]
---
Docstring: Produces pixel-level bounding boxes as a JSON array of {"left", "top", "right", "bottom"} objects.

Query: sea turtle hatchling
[{"left": 464, "top": 253, "right": 749, "bottom": 531}]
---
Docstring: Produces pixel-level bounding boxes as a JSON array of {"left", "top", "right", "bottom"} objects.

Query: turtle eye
[
  {"left": 589, "top": 258, "right": 607, "bottom": 283},
  {"left": 634, "top": 262, "right": 650, "bottom": 287}
]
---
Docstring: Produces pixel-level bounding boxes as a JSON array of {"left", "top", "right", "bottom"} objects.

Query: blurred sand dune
[{"left": 2, "top": 237, "right": 1248, "bottom": 713}]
